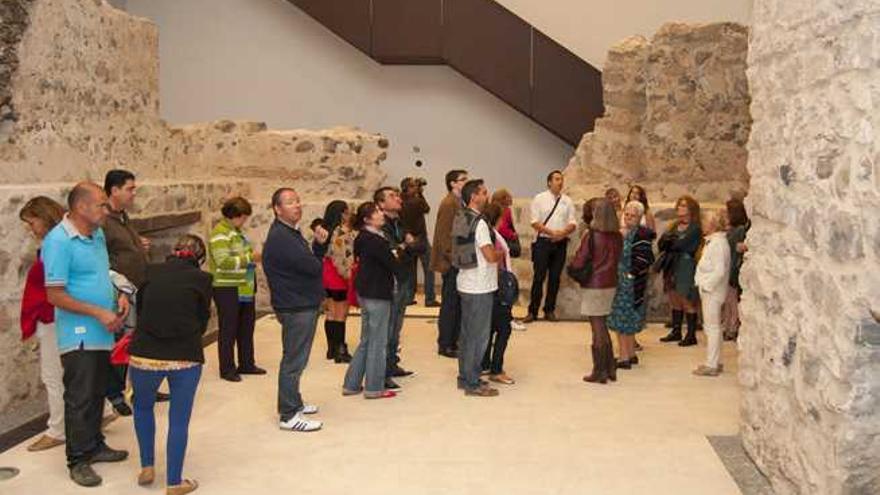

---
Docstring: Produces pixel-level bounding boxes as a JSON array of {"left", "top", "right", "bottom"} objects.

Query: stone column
[{"left": 740, "top": 1, "right": 880, "bottom": 494}]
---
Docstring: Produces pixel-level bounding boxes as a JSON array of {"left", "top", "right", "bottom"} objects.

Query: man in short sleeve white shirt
[
  {"left": 456, "top": 179, "right": 503, "bottom": 397},
  {"left": 525, "top": 170, "right": 577, "bottom": 322}
]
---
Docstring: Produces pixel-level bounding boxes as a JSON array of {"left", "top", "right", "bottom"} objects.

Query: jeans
[
  {"left": 213, "top": 286, "right": 257, "bottom": 377},
  {"left": 437, "top": 268, "right": 461, "bottom": 350},
  {"left": 412, "top": 243, "right": 437, "bottom": 302},
  {"left": 387, "top": 276, "right": 414, "bottom": 375},
  {"left": 457, "top": 292, "right": 494, "bottom": 390},
  {"left": 482, "top": 299, "right": 513, "bottom": 375},
  {"left": 130, "top": 365, "right": 202, "bottom": 486},
  {"left": 528, "top": 238, "right": 569, "bottom": 316},
  {"left": 37, "top": 323, "right": 65, "bottom": 440},
  {"left": 700, "top": 289, "right": 728, "bottom": 368},
  {"left": 277, "top": 309, "right": 319, "bottom": 422},
  {"left": 61, "top": 350, "right": 111, "bottom": 467},
  {"left": 344, "top": 298, "right": 391, "bottom": 394}
]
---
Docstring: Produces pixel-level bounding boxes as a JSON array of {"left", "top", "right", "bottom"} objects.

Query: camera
[{"left": 401, "top": 177, "right": 427, "bottom": 191}]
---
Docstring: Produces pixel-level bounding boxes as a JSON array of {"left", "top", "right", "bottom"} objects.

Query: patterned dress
[{"left": 608, "top": 227, "right": 655, "bottom": 334}]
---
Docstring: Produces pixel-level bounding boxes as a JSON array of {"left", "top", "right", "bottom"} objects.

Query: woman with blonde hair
[
  {"left": 693, "top": 210, "right": 731, "bottom": 376},
  {"left": 657, "top": 196, "right": 703, "bottom": 346},
  {"left": 19, "top": 196, "right": 67, "bottom": 452},
  {"left": 569, "top": 198, "right": 623, "bottom": 384},
  {"left": 608, "top": 201, "right": 655, "bottom": 368}
]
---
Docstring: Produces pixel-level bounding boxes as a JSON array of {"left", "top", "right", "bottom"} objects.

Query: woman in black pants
[{"left": 481, "top": 202, "right": 516, "bottom": 385}]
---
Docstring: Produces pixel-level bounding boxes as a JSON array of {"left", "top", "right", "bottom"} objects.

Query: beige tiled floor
[{"left": 0, "top": 313, "right": 742, "bottom": 494}]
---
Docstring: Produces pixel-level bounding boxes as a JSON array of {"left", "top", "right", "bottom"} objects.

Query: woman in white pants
[
  {"left": 19, "top": 196, "right": 67, "bottom": 451},
  {"left": 693, "top": 210, "right": 731, "bottom": 376}
]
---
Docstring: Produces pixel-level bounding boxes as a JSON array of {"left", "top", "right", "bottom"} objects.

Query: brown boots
[{"left": 583, "top": 345, "right": 616, "bottom": 384}]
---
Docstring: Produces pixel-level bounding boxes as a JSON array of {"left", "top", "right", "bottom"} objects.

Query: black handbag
[
  {"left": 566, "top": 232, "right": 593, "bottom": 285},
  {"left": 507, "top": 236, "right": 522, "bottom": 258}
]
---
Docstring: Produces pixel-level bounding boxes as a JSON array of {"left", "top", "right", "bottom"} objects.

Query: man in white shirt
[
  {"left": 456, "top": 179, "right": 503, "bottom": 397},
  {"left": 526, "top": 170, "right": 577, "bottom": 322}
]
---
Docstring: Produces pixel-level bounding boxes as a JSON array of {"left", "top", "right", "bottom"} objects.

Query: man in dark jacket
[
  {"left": 103, "top": 169, "right": 152, "bottom": 412},
  {"left": 400, "top": 177, "right": 438, "bottom": 306},
  {"left": 431, "top": 169, "right": 468, "bottom": 358},
  {"left": 375, "top": 186, "right": 418, "bottom": 386},
  {"left": 262, "top": 188, "right": 324, "bottom": 432}
]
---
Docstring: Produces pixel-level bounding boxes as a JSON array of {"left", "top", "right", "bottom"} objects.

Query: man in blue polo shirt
[{"left": 43, "top": 182, "right": 130, "bottom": 487}]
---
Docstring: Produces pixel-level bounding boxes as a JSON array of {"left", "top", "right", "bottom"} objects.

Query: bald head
[{"left": 67, "top": 182, "right": 108, "bottom": 230}]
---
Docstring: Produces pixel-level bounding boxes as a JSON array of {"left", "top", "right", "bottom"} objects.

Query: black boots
[
  {"left": 679, "top": 313, "right": 698, "bottom": 347},
  {"left": 325, "top": 320, "right": 353, "bottom": 363},
  {"left": 660, "top": 310, "right": 684, "bottom": 342}
]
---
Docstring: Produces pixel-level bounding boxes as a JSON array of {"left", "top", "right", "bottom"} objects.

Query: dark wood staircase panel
[
  {"left": 372, "top": 0, "right": 444, "bottom": 64},
  {"left": 443, "top": 0, "right": 532, "bottom": 115},
  {"left": 290, "top": 0, "right": 373, "bottom": 56},
  {"left": 532, "top": 30, "right": 605, "bottom": 145}
]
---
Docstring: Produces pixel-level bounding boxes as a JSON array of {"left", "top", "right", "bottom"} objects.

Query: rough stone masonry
[
  {"left": 0, "top": 0, "right": 387, "bottom": 434},
  {"left": 740, "top": 0, "right": 880, "bottom": 493}
]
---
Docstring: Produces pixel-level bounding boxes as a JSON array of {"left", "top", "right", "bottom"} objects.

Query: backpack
[
  {"left": 451, "top": 208, "right": 495, "bottom": 270},
  {"left": 497, "top": 269, "right": 519, "bottom": 306}
]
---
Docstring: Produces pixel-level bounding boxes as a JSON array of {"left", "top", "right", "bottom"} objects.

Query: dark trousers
[
  {"left": 106, "top": 331, "right": 127, "bottom": 404},
  {"left": 131, "top": 365, "right": 201, "bottom": 486},
  {"left": 61, "top": 350, "right": 110, "bottom": 467},
  {"left": 277, "top": 309, "right": 319, "bottom": 421},
  {"left": 437, "top": 268, "right": 461, "bottom": 350},
  {"left": 482, "top": 299, "right": 513, "bottom": 375},
  {"left": 411, "top": 244, "right": 437, "bottom": 302},
  {"left": 387, "top": 277, "right": 414, "bottom": 375},
  {"left": 528, "top": 238, "right": 569, "bottom": 316},
  {"left": 213, "top": 286, "right": 256, "bottom": 377}
]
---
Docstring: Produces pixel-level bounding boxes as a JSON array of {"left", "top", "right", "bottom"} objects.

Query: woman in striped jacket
[
  {"left": 608, "top": 201, "right": 656, "bottom": 368},
  {"left": 208, "top": 197, "right": 264, "bottom": 382}
]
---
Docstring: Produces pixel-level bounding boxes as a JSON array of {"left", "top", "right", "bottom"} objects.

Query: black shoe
[
  {"left": 155, "top": 392, "right": 170, "bottom": 402},
  {"left": 630, "top": 355, "right": 639, "bottom": 365},
  {"left": 384, "top": 378, "right": 401, "bottom": 390},
  {"left": 70, "top": 463, "right": 102, "bottom": 487},
  {"left": 544, "top": 312, "right": 558, "bottom": 322},
  {"left": 334, "top": 344, "right": 353, "bottom": 363},
  {"left": 678, "top": 337, "right": 698, "bottom": 347},
  {"left": 659, "top": 331, "right": 682, "bottom": 342},
  {"left": 407, "top": 300, "right": 418, "bottom": 306},
  {"left": 424, "top": 300, "right": 440, "bottom": 308},
  {"left": 438, "top": 347, "right": 458, "bottom": 358},
  {"left": 238, "top": 366, "right": 267, "bottom": 375},
  {"left": 615, "top": 359, "right": 632, "bottom": 369},
  {"left": 390, "top": 365, "right": 415, "bottom": 378},
  {"left": 111, "top": 401, "right": 132, "bottom": 417},
  {"left": 221, "top": 373, "right": 242, "bottom": 382},
  {"left": 90, "top": 444, "right": 129, "bottom": 463},
  {"left": 523, "top": 313, "right": 538, "bottom": 323}
]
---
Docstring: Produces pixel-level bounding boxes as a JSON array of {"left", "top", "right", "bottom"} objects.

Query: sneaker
[
  {"left": 27, "top": 434, "right": 64, "bottom": 452},
  {"left": 692, "top": 365, "right": 720, "bottom": 377},
  {"left": 70, "top": 462, "right": 102, "bottom": 487},
  {"left": 390, "top": 365, "right": 415, "bottom": 378},
  {"left": 301, "top": 404, "right": 319, "bottom": 415},
  {"left": 465, "top": 385, "right": 499, "bottom": 397},
  {"left": 511, "top": 320, "right": 527, "bottom": 331},
  {"left": 279, "top": 412, "right": 322, "bottom": 432},
  {"left": 89, "top": 444, "right": 129, "bottom": 463}
]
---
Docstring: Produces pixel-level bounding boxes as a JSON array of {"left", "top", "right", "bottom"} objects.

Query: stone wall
[
  {"left": 564, "top": 22, "right": 751, "bottom": 204},
  {"left": 0, "top": 0, "right": 386, "bottom": 434},
  {"left": 740, "top": 1, "right": 880, "bottom": 493}
]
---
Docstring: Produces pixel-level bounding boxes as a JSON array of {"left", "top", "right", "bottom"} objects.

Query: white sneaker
[
  {"left": 511, "top": 320, "right": 527, "bottom": 331},
  {"left": 301, "top": 404, "right": 319, "bottom": 415},
  {"left": 279, "top": 412, "right": 322, "bottom": 432}
]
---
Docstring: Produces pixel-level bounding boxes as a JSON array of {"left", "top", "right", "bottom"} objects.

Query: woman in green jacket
[
  {"left": 209, "top": 197, "right": 265, "bottom": 382},
  {"left": 658, "top": 196, "right": 703, "bottom": 347}
]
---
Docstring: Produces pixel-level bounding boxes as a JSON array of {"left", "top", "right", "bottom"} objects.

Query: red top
[
  {"left": 322, "top": 257, "right": 348, "bottom": 291},
  {"left": 20, "top": 252, "right": 55, "bottom": 341},
  {"left": 497, "top": 207, "right": 517, "bottom": 241}
]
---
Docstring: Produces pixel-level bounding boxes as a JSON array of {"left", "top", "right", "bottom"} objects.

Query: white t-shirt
[
  {"left": 530, "top": 190, "right": 578, "bottom": 239},
  {"left": 457, "top": 218, "right": 498, "bottom": 294}
]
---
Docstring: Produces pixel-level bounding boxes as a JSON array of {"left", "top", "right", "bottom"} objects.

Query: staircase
[{"left": 288, "top": 0, "right": 604, "bottom": 146}]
